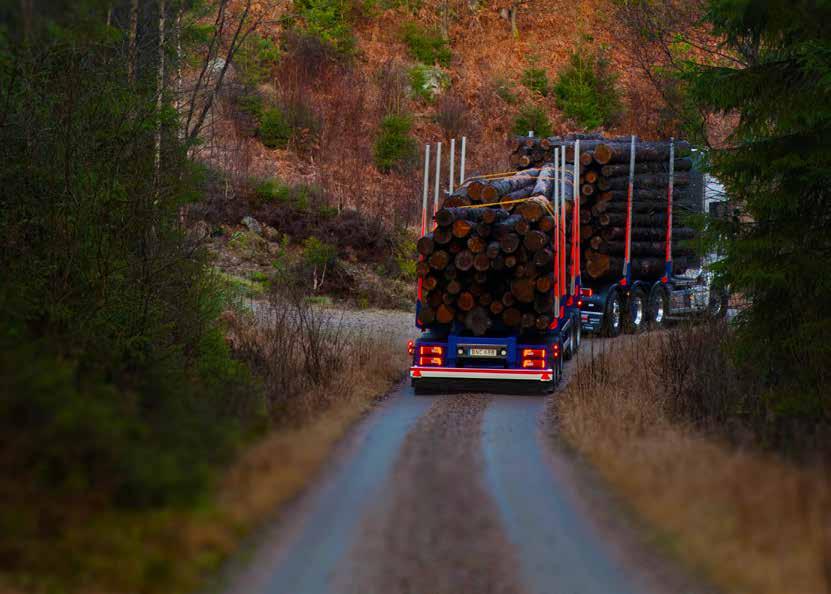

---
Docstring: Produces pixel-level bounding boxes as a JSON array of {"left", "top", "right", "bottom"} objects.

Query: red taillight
[
  {"left": 407, "top": 340, "right": 415, "bottom": 355},
  {"left": 522, "top": 348, "right": 546, "bottom": 359},
  {"left": 418, "top": 356, "right": 443, "bottom": 366},
  {"left": 577, "top": 299, "right": 583, "bottom": 307},
  {"left": 552, "top": 343, "right": 560, "bottom": 359},
  {"left": 419, "top": 345, "right": 444, "bottom": 356},
  {"left": 522, "top": 359, "right": 545, "bottom": 369},
  {"left": 581, "top": 287, "right": 594, "bottom": 297}
]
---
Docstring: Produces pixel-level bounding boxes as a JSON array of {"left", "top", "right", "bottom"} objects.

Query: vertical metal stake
[
  {"left": 560, "top": 145, "right": 567, "bottom": 300},
  {"left": 449, "top": 138, "right": 455, "bottom": 194},
  {"left": 433, "top": 142, "right": 442, "bottom": 219},
  {"left": 572, "top": 140, "right": 580, "bottom": 295},
  {"left": 553, "top": 147, "right": 560, "bottom": 313},
  {"left": 459, "top": 137, "right": 466, "bottom": 185},
  {"left": 421, "top": 145, "right": 430, "bottom": 237},
  {"left": 624, "top": 135, "right": 636, "bottom": 278}
]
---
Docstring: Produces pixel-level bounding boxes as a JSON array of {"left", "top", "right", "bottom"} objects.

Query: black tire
[
  {"left": 624, "top": 288, "right": 647, "bottom": 334},
  {"left": 563, "top": 322, "right": 574, "bottom": 361},
  {"left": 648, "top": 285, "right": 669, "bottom": 329},
  {"left": 602, "top": 290, "right": 623, "bottom": 337},
  {"left": 572, "top": 313, "right": 582, "bottom": 353}
]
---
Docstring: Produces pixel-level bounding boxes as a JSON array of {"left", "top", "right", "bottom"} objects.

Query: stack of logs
[
  {"left": 416, "top": 166, "right": 571, "bottom": 336},
  {"left": 508, "top": 134, "right": 700, "bottom": 280}
]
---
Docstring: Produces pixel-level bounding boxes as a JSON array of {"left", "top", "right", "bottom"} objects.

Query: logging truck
[
  {"left": 576, "top": 139, "right": 729, "bottom": 336},
  {"left": 408, "top": 139, "right": 582, "bottom": 394}
]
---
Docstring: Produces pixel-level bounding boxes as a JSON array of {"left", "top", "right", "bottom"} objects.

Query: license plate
[{"left": 469, "top": 348, "right": 498, "bottom": 357}]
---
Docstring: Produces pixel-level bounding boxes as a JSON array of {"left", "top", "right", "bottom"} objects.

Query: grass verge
[{"left": 555, "top": 329, "right": 829, "bottom": 594}]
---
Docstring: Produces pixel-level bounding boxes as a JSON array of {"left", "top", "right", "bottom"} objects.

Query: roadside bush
[
  {"left": 259, "top": 107, "right": 292, "bottom": 148},
  {"left": 400, "top": 22, "right": 451, "bottom": 66},
  {"left": 554, "top": 45, "right": 621, "bottom": 129},
  {"left": 521, "top": 65, "right": 549, "bottom": 96},
  {"left": 373, "top": 113, "right": 418, "bottom": 172},
  {"left": 511, "top": 103, "right": 552, "bottom": 137}
]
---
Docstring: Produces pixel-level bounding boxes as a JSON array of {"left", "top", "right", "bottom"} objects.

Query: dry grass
[{"left": 557, "top": 331, "right": 831, "bottom": 594}]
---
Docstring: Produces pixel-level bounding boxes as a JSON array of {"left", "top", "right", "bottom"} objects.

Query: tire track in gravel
[{"left": 342, "top": 394, "right": 529, "bottom": 594}]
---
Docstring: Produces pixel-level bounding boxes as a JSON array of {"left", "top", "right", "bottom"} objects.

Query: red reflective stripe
[
  {"left": 625, "top": 187, "right": 632, "bottom": 262},
  {"left": 666, "top": 180, "right": 673, "bottom": 261},
  {"left": 410, "top": 366, "right": 552, "bottom": 375}
]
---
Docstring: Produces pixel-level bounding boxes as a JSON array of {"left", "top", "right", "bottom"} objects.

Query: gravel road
[{"left": 214, "top": 351, "right": 717, "bottom": 594}]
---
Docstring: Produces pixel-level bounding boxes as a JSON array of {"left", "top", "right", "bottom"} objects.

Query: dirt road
[{"left": 216, "top": 377, "right": 714, "bottom": 594}]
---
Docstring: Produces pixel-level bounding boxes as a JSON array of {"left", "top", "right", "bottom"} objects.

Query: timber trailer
[
  {"left": 579, "top": 137, "right": 729, "bottom": 336},
  {"left": 408, "top": 139, "right": 584, "bottom": 394}
]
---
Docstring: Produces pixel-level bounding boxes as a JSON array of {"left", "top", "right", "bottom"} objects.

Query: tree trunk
[
  {"left": 128, "top": 0, "right": 139, "bottom": 83},
  {"left": 599, "top": 226, "right": 696, "bottom": 241},
  {"left": 154, "top": 0, "right": 166, "bottom": 190},
  {"left": 600, "top": 158, "right": 692, "bottom": 177},
  {"left": 592, "top": 140, "right": 692, "bottom": 165}
]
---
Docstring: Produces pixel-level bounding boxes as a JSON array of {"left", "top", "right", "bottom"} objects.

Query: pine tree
[{"left": 693, "top": 0, "right": 831, "bottom": 424}]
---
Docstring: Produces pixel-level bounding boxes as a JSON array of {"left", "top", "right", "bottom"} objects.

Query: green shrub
[
  {"left": 521, "top": 66, "right": 549, "bottom": 96},
  {"left": 408, "top": 63, "right": 450, "bottom": 102},
  {"left": 400, "top": 22, "right": 451, "bottom": 66},
  {"left": 512, "top": 104, "right": 553, "bottom": 137},
  {"left": 237, "top": 93, "right": 264, "bottom": 120},
  {"left": 234, "top": 34, "right": 281, "bottom": 86},
  {"left": 255, "top": 178, "right": 293, "bottom": 203},
  {"left": 259, "top": 107, "right": 292, "bottom": 148},
  {"left": 302, "top": 236, "right": 338, "bottom": 268},
  {"left": 553, "top": 46, "right": 621, "bottom": 129},
  {"left": 294, "top": 0, "right": 356, "bottom": 54},
  {"left": 373, "top": 113, "right": 418, "bottom": 172}
]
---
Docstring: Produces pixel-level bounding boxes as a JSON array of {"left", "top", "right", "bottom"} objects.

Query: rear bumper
[{"left": 409, "top": 366, "right": 554, "bottom": 382}]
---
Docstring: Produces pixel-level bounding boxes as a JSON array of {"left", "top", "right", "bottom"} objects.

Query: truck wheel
[
  {"left": 573, "top": 314, "right": 582, "bottom": 352},
  {"left": 624, "top": 288, "right": 647, "bottom": 334},
  {"left": 564, "top": 318, "right": 581, "bottom": 360},
  {"left": 649, "top": 286, "right": 669, "bottom": 329},
  {"left": 602, "top": 291, "right": 623, "bottom": 337}
]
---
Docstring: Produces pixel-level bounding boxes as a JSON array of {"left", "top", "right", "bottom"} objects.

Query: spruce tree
[{"left": 693, "top": 0, "right": 831, "bottom": 425}]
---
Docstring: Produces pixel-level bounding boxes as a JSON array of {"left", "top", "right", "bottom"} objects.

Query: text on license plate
[{"left": 469, "top": 348, "right": 498, "bottom": 357}]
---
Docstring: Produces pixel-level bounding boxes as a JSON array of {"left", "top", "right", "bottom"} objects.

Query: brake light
[
  {"left": 407, "top": 340, "right": 414, "bottom": 355},
  {"left": 522, "top": 359, "right": 545, "bottom": 369},
  {"left": 419, "top": 345, "right": 444, "bottom": 355},
  {"left": 522, "top": 348, "right": 546, "bottom": 359},
  {"left": 577, "top": 299, "right": 583, "bottom": 307},
  {"left": 581, "top": 287, "right": 593, "bottom": 297},
  {"left": 418, "top": 356, "right": 443, "bottom": 366}
]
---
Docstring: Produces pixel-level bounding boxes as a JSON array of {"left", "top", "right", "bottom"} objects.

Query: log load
[
  {"left": 507, "top": 134, "right": 702, "bottom": 281},
  {"left": 417, "top": 168, "right": 565, "bottom": 336}
]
